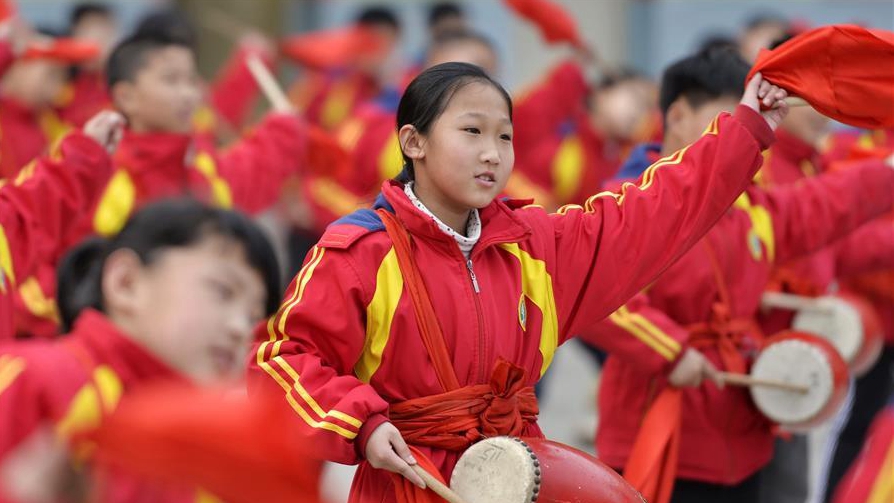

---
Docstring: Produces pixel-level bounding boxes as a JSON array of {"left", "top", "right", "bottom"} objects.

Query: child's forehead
[
  {"left": 443, "top": 82, "right": 511, "bottom": 119},
  {"left": 140, "top": 45, "right": 197, "bottom": 70}
]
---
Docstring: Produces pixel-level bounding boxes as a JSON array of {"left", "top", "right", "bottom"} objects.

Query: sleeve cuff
[
  {"left": 355, "top": 413, "right": 390, "bottom": 459},
  {"left": 733, "top": 104, "right": 776, "bottom": 151},
  {"left": 661, "top": 342, "right": 691, "bottom": 376}
]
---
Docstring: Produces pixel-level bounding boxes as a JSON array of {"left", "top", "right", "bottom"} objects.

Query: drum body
[
  {"left": 750, "top": 331, "right": 849, "bottom": 432},
  {"left": 450, "top": 437, "right": 645, "bottom": 503},
  {"left": 792, "top": 293, "right": 883, "bottom": 376}
]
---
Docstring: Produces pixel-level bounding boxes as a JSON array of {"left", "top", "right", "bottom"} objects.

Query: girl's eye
[
  {"left": 500, "top": 134, "right": 512, "bottom": 141},
  {"left": 463, "top": 127, "right": 481, "bottom": 134},
  {"left": 209, "top": 280, "right": 236, "bottom": 301}
]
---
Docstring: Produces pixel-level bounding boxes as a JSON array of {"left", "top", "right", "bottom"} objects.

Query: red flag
[
  {"left": 503, "top": 0, "right": 584, "bottom": 48},
  {"left": 0, "top": 1, "right": 15, "bottom": 22},
  {"left": 84, "top": 385, "right": 324, "bottom": 503},
  {"left": 622, "top": 388, "right": 682, "bottom": 503},
  {"left": 748, "top": 25, "right": 894, "bottom": 129},
  {"left": 21, "top": 37, "right": 101, "bottom": 63},
  {"left": 280, "top": 25, "right": 387, "bottom": 70}
]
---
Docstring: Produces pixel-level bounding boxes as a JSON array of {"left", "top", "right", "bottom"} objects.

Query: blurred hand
[
  {"left": 83, "top": 111, "right": 125, "bottom": 153},
  {"left": 669, "top": 348, "right": 724, "bottom": 388},
  {"left": 741, "top": 72, "right": 790, "bottom": 131},
  {"left": 365, "top": 422, "right": 426, "bottom": 489},
  {"left": 0, "top": 428, "right": 88, "bottom": 503}
]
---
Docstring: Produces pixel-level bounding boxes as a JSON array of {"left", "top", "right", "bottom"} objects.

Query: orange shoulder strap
[{"left": 377, "top": 209, "right": 460, "bottom": 392}]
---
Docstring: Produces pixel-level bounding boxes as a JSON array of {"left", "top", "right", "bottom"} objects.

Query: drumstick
[
  {"left": 761, "top": 292, "right": 832, "bottom": 313},
  {"left": 245, "top": 53, "right": 294, "bottom": 113},
  {"left": 719, "top": 372, "right": 810, "bottom": 394},
  {"left": 410, "top": 465, "right": 470, "bottom": 503}
]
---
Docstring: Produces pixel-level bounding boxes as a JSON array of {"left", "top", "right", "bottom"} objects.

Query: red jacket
[
  {"left": 288, "top": 69, "right": 380, "bottom": 131},
  {"left": 56, "top": 70, "right": 110, "bottom": 128},
  {"left": 508, "top": 61, "right": 623, "bottom": 209},
  {"left": 301, "top": 102, "right": 402, "bottom": 231},
  {"left": 247, "top": 106, "right": 775, "bottom": 503},
  {"left": 830, "top": 397, "right": 894, "bottom": 503},
  {"left": 593, "top": 149, "right": 894, "bottom": 485},
  {"left": 0, "top": 132, "right": 113, "bottom": 341},
  {"left": 12, "top": 113, "right": 308, "bottom": 339},
  {"left": 757, "top": 128, "right": 894, "bottom": 337},
  {"left": 0, "top": 310, "right": 202, "bottom": 503},
  {"left": 0, "top": 96, "right": 72, "bottom": 180}
]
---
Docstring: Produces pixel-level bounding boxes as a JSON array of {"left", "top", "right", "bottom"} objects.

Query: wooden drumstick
[
  {"left": 761, "top": 292, "right": 832, "bottom": 313},
  {"left": 719, "top": 372, "right": 810, "bottom": 394},
  {"left": 245, "top": 53, "right": 294, "bottom": 113},
  {"left": 410, "top": 465, "right": 470, "bottom": 503}
]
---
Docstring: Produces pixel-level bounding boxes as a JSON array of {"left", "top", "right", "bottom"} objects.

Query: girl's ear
[
  {"left": 101, "top": 248, "right": 144, "bottom": 317},
  {"left": 399, "top": 124, "right": 425, "bottom": 162}
]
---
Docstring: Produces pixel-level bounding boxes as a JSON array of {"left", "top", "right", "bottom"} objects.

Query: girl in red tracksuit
[
  {"left": 0, "top": 199, "right": 281, "bottom": 503},
  {"left": 247, "top": 61, "right": 789, "bottom": 503}
]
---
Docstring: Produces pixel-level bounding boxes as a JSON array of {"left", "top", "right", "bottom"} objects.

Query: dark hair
[
  {"left": 428, "top": 2, "right": 464, "bottom": 28},
  {"left": 768, "top": 34, "right": 795, "bottom": 51},
  {"left": 57, "top": 199, "right": 282, "bottom": 332},
  {"left": 133, "top": 8, "right": 198, "bottom": 50},
  {"left": 356, "top": 6, "right": 401, "bottom": 32},
  {"left": 658, "top": 46, "right": 750, "bottom": 118},
  {"left": 697, "top": 33, "right": 738, "bottom": 54},
  {"left": 70, "top": 3, "right": 113, "bottom": 29},
  {"left": 105, "top": 31, "right": 194, "bottom": 90},
  {"left": 394, "top": 62, "right": 512, "bottom": 182}
]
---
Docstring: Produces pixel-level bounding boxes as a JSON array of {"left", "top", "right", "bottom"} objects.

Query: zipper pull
[{"left": 466, "top": 259, "right": 480, "bottom": 293}]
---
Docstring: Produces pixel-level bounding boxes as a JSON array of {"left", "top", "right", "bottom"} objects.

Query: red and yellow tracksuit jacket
[
  {"left": 248, "top": 105, "right": 777, "bottom": 503},
  {"left": 55, "top": 70, "right": 110, "bottom": 128},
  {"left": 0, "top": 309, "right": 209, "bottom": 503},
  {"left": 300, "top": 102, "right": 402, "bottom": 232},
  {"left": 830, "top": 395, "right": 894, "bottom": 503},
  {"left": 507, "top": 61, "right": 624, "bottom": 210},
  {"left": 756, "top": 128, "right": 894, "bottom": 335},
  {"left": 592, "top": 143, "right": 894, "bottom": 486},
  {"left": 13, "top": 113, "right": 309, "bottom": 339},
  {"left": 0, "top": 132, "right": 113, "bottom": 341},
  {"left": 288, "top": 69, "right": 381, "bottom": 132}
]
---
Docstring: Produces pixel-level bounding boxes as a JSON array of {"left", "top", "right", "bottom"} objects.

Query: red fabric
[
  {"left": 87, "top": 385, "right": 323, "bottom": 503},
  {"left": 596, "top": 154, "right": 894, "bottom": 485},
  {"left": 748, "top": 25, "right": 894, "bottom": 129},
  {"left": 248, "top": 107, "right": 779, "bottom": 502},
  {"left": 0, "top": 310, "right": 199, "bottom": 503},
  {"left": 208, "top": 45, "right": 271, "bottom": 131},
  {"left": 0, "top": 1, "right": 15, "bottom": 22},
  {"left": 830, "top": 402, "right": 894, "bottom": 503},
  {"left": 281, "top": 26, "right": 387, "bottom": 71},
  {"left": 389, "top": 359, "right": 538, "bottom": 451},
  {"left": 0, "top": 132, "right": 112, "bottom": 341},
  {"left": 0, "top": 96, "right": 70, "bottom": 180},
  {"left": 509, "top": 61, "right": 623, "bottom": 208},
  {"left": 503, "top": 0, "right": 584, "bottom": 48},
  {"left": 56, "top": 70, "right": 111, "bottom": 127},
  {"left": 391, "top": 447, "right": 448, "bottom": 503},
  {"left": 21, "top": 38, "right": 100, "bottom": 63},
  {"left": 622, "top": 388, "right": 682, "bottom": 503},
  {"left": 288, "top": 69, "right": 380, "bottom": 131}
]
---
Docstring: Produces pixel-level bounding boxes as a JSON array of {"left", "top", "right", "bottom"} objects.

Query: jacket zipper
[{"left": 464, "top": 256, "right": 487, "bottom": 381}]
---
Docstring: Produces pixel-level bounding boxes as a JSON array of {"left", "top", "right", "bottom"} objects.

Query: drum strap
[
  {"left": 623, "top": 388, "right": 682, "bottom": 503},
  {"left": 377, "top": 208, "right": 461, "bottom": 392}
]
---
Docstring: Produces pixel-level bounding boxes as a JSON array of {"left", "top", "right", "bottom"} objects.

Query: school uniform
[{"left": 247, "top": 106, "right": 777, "bottom": 503}]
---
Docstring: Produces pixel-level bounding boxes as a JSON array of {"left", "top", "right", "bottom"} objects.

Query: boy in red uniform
[
  {"left": 248, "top": 60, "right": 791, "bottom": 502},
  {"left": 588, "top": 48, "right": 894, "bottom": 503},
  {"left": 11, "top": 31, "right": 309, "bottom": 339},
  {"left": 55, "top": 3, "right": 118, "bottom": 127},
  {"left": 0, "top": 199, "right": 282, "bottom": 503},
  {"left": 0, "top": 26, "right": 98, "bottom": 179}
]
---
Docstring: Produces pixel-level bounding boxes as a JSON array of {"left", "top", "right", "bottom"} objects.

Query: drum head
[
  {"left": 451, "top": 437, "right": 538, "bottom": 503},
  {"left": 750, "top": 337, "right": 834, "bottom": 428},
  {"left": 792, "top": 296, "right": 863, "bottom": 363}
]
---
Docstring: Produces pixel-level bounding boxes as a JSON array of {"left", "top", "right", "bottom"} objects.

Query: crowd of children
[{"left": 0, "top": 2, "right": 891, "bottom": 503}]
